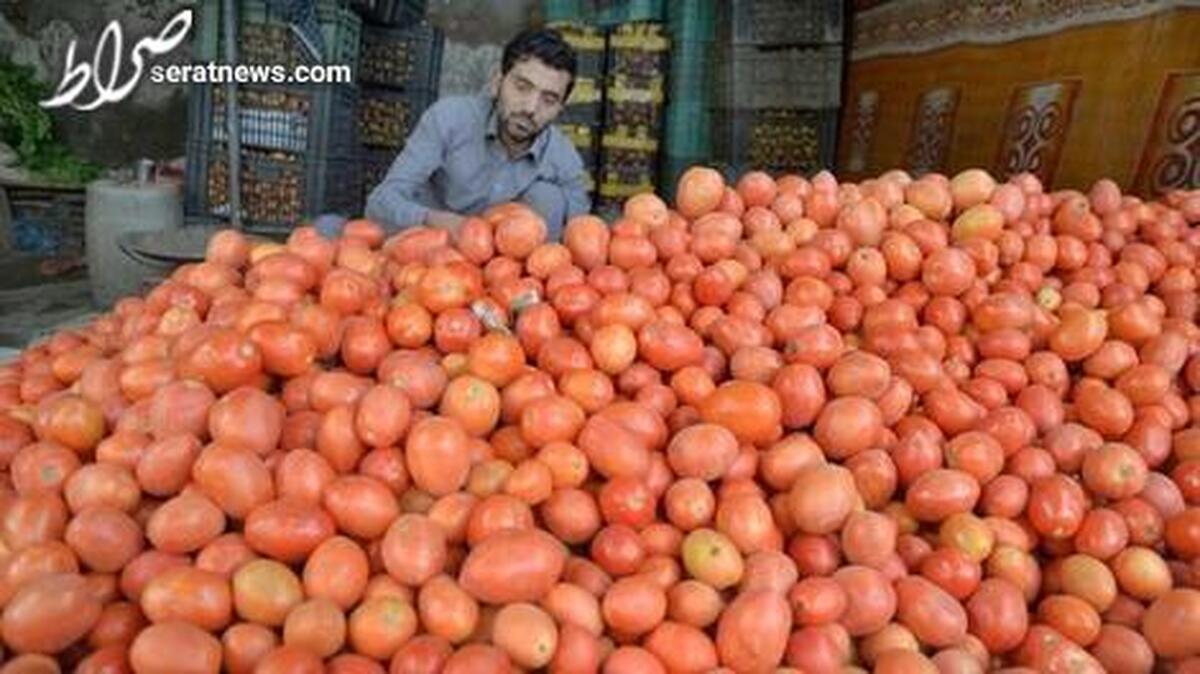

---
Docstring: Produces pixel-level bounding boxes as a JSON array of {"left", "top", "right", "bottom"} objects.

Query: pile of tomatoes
[{"left": 0, "top": 164, "right": 1198, "bottom": 673}]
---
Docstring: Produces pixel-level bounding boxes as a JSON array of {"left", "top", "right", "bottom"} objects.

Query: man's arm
[
  {"left": 520, "top": 145, "right": 592, "bottom": 238},
  {"left": 365, "top": 106, "right": 449, "bottom": 233},
  {"left": 561, "top": 159, "right": 591, "bottom": 220}
]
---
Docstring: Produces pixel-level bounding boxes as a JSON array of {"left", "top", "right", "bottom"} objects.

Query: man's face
[{"left": 495, "top": 57, "right": 571, "bottom": 144}]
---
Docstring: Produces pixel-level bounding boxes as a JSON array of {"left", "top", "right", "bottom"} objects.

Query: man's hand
[
  {"left": 424, "top": 210, "right": 466, "bottom": 235},
  {"left": 312, "top": 214, "right": 348, "bottom": 240}
]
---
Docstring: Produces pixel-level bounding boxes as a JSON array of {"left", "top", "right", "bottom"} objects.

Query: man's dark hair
[{"left": 501, "top": 28, "right": 577, "bottom": 99}]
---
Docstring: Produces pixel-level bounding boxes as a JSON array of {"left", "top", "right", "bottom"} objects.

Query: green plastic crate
[
  {"left": 543, "top": 0, "right": 587, "bottom": 23},
  {"left": 666, "top": 40, "right": 712, "bottom": 104},
  {"left": 666, "top": 0, "right": 716, "bottom": 43},
  {"left": 593, "top": 0, "right": 665, "bottom": 26},
  {"left": 663, "top": 101, "right": 711, "bottom": 157}
]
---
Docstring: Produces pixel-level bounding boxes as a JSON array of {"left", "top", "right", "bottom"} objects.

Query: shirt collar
[{"left": 483, "top": 95, "right": 550, "bottom": 162}]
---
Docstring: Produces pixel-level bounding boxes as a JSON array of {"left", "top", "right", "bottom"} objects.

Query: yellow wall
[{"left": 838, "top": 8, "right": 1200, "bottom": 194}]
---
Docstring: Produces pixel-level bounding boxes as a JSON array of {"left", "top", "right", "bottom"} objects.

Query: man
[{"left": 361, "top": 28, "right": 591, "bottom": 239}]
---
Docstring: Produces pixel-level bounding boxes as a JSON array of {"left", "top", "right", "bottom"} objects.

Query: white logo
[{"left": 40, "top": 9, "right": 193, "bottom": 111}]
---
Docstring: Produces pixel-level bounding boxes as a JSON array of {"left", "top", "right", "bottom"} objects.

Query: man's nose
[{"left": 516, "top": 91, "right": 539, "bottom": 115}]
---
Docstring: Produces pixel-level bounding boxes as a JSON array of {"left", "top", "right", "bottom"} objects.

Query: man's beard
[{"left": 502, "top": 111, "right": 540, "bottom": 142}]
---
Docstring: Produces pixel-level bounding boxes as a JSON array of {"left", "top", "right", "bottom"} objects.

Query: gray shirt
[{"left": 364, "top": 94, "right": 591, "bottom": 239}]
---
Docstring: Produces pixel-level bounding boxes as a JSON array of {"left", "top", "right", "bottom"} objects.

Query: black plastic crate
[
  {"left": 192, "top": 142, "right": 362, "bottom": 233},
  {"left": 197, "top": 0, "right": 362, "bottom": 71},
  {"left": 606, "top": 72, "right": 665, "bottom": 128},
  {"left": 714, "top": 44, "right": 842, "bottom": 110},
  {"left": 568, "top": 76, "right": 602, "bottom": 106},
  {"left": 207, "top": 84, "right": 358, "bottom": 155},
  {"left": 212, "top": 87, "right": 310, "bottom": 153},
  {"left": 359, "top": 147, "right": 398, "bottom": 206},
  {"left": 548, "top": 21, "right": 607, "bottom": 77},
  {"left": 576, "top": 50, "right": 606, "bottom": 78},
  {"left": 353, "top": 0, "right": 426, "bottom": 26},
  {"left": 554, "top": 123, "right": 599, "bottom": 178},
  {"left": 557, "top": 123, "right": 598, "bottom": 152},
  {"left": 594, "top": 195, "right": 624, "bottom": 221},
  {"left": 358, "top": 87, "right": 438, "bottom": 149},
  {"left": 602, "top": 126, "right": 661, "bottom": 153},
  {"left": 608, "top": 48, "right": 670, "bottom": 79},
  {"left": 558, "top": 103, "right": 603, "bottom": 126},
  {"left": 4, "top": 186, "right": 86, "bottom": 257},
  {"left": 713, "top": 107, "right": 839, "bottom": 177},
  {"left": 606, "top": 100, "right": 664, "bottom": 131},
  {"left": 600, "top": 146, "right": 660, "bottom": 187},
  {"left": 359, "top": 22, "right": 444, "bottom": 90},
  {"left": 726, "top": 0, "right": 844, "bottom": 46}
]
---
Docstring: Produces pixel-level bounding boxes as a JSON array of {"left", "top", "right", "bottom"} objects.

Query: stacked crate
[
  {"left": 596, "top": 22, "right": 669, "bottom": 218},
  {"left": 543, "top": 0, "right": 666, "bottom": 26},
  {"left": 711, "top": 0, "right": 844, "bottom": 178},
  {"left": 356, "top": 21, "right": 444, "bottom": 206},
  {"left": 591, "top": 0, "right": 665, "bottom": 26},
  {"left": 350, "top": 0, "right": 426, "bottom": 26},
  {"left": 551, "top": 22, "right": 607, "bottom": 202},
  {"left": 185, "top": 0, "right": 362, "bottom": 234}
]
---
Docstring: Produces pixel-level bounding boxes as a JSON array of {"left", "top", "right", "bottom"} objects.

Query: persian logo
[{"left": 40, "top": 9, "right": 192, "bottom": 111}]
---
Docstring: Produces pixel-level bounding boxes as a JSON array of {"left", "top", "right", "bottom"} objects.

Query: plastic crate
[
  {"left": 726, "top": 0, "right": 844, "bottom": 46},
  {"left": 359, "top": 22, "right": 444, "bottom": 90},
  {"left": 356, "top": 0, "right": 426, "bottom": 26},
  {"left": 568, "top": 77, "right": 603, "bottom": 105},
  {"left": 665, "top": 40, "right": 712, "bottom": 105},
  {"left": 543, "top": 0, "right": 588, "bottom": 23},
  {"left": 594, "top": 195, "right": 624, "bottom": 220},
  {"left": 663, "top": 101, "right": 711, "bottom": 157},
  {"left": 608, "top": 48, "right": 670, "bottom": 79},
  {"left": 189, "top": 141, "right": 362, "bottom": 233},
  {"left": 602, "top": 127, "right": 660, "bottom": 152},
  {"left": 359, "top": 147, "right": 397, "bottom": 206},
  {"left": 558, "top": 123, "right": 597, "bottom": 151},
  {"left": 206, "top": 0, "right": 362, "bottom": 71},
  {"left": 598, "top": 180, "right": 655, "bottom": 199},
  {"left": 358, "top": 87, "right": 438, "bottom": 149},
  {"left": 606, "top": 100, "right": 664, "bottom": 131},
  {"left": 606, "top": 74, "right": 665, "bottom": 129},
  {"left": 206, "top": 83, "right": 359, "bottom": 155},
  {"left": 556, "top": 124, "right": 599, "bottom": 171},
  {"left": 715, "top": 45, "right": 842, "bottom": 110},
  {"left": 666, "top": 0, "right": 716, "bottom": 43},
  {"left": 574, "top": 50, "right": 605, "bottom": 78},
  {"left": 600, "top": 146, "right": 659, "bottom": 186},
  {"left": 593, "top": 0, "right": 666, "bottom": 27},
  {"left": 4, "top": 186, "right": 86, "bottom": 257},
  {"left": 713, "top": 107, "right": 839, "bottom": 176},
  {"left": 558, "top": 103, "right": 603, "bottom": 126},
  {"left": 548, "top": 21, "right": 606, "bottom": 48},
  {"left": 607, "top": 21, "right": 670, "bottom": 52}
]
